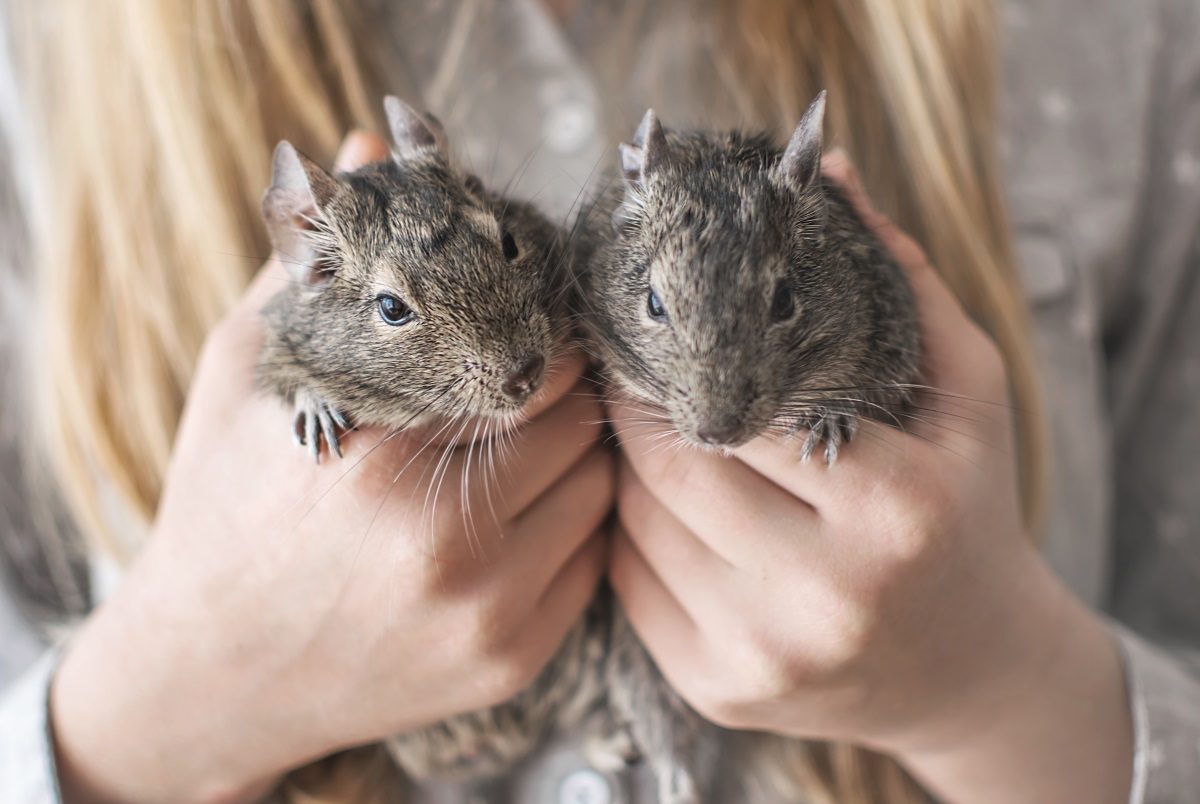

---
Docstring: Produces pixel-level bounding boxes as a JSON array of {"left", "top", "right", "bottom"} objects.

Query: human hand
[
  {"left": 51, "top": 132, "right": 613, "bottom": 804},
  {"left": 607, "top": 153, "right": 1131, "bottom": 803}
]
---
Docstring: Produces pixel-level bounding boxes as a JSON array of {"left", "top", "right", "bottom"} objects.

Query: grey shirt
[{"left": 3, "top": 0, "right": 1200, "bottom": 801}]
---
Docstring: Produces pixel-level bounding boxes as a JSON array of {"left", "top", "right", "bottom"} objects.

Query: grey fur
[
  {"left": 577, "top": 93, "right": 919, "bottom": 458},
  {"left": 256, "top": 91, "right": 920, "bottom": 799},
  {"left": 258, "top": 97, "right": 574, "bottom": 454},
  {"left": 572, "top": 93, "right": 921, "bottom": 800},
  {"left": 257, "top": 97, "right": 605, "bottom": 783}
]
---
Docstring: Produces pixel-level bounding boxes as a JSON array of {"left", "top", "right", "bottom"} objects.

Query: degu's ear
[
  {"left": 261, "top": 141, "right": 340, "bottom": 287},
  {"left": 612, "top": 109, "right": 670, "bottom": 233},
  {"left": 384, "top": 95, "right": 449, "bottom": 162},
  {"left": 618, "top": 108, "right": 670, "bottom": 190},
  {"left": 776, "top": 90, "right": 826, "bottom": 192}
]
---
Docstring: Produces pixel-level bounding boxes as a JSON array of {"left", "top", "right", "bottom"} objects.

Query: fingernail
[{"left": 333, "top": 129, "right": 384, "bottom": 172}]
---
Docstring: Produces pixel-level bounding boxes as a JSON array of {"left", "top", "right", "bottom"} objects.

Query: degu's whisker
[{"left": 458, "top": 418, "right": 483, "bottom": 561}]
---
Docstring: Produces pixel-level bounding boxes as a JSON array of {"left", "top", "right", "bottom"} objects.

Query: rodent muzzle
[
  {"left": 501, "top": 354, "right": 546, "bottom": 401},
  {"left": 695, "top": 417, "right": 746, "bottom": 447}
]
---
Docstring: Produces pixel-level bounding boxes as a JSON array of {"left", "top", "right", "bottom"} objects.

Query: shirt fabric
[{"left": 2, "top": 0, "right": 1200, "bottom": 801}]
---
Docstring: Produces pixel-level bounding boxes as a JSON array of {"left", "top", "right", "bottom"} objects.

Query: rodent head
[
  {"left": 587, "top": 93, "right": 836, "bottom": 449},
  {"left": 262, "top": 97, "right": 566, "bottom": 426}
]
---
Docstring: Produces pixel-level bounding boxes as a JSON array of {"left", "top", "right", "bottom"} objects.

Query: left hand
[{"left": 607, "top": 154, "right": 1132, "bottom": 802}]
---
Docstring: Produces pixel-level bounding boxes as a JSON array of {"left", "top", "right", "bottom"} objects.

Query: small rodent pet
[
  {"left": 257, "top": 96, "right": 606, "bottom": 785},
  {"left": 571, "top": 91, "right": 921, "bottom": 803}
]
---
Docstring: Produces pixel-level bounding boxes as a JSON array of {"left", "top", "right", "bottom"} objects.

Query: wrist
[
  {"left": 890, "top": 548, "right": 1133, "bottom": 804},
  {"left": 50, "top": 563, "right": 287, "bottom": 803}
]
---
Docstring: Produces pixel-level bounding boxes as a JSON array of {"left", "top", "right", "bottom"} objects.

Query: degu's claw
[
  {"left": 293, "top": 411, "right": 308, "bottom": 447},
  {"left": 319, "top": 411, "right": 341, "bottom": 459},
  {"left": 824, "top": 439, "right": 840, "bottom": 466},
  {"left": 799, "top": 431, "right": 818, "bottom": 462},
  {"left": 292, "top": 393, "right": 349, "bottom": 463},
  {"left": 306, "top": 409, "right": 321, "bottom": 464}
]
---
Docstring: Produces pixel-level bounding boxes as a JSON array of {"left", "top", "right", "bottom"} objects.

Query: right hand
[{"left": 50, "top": 132, "right": 613, "bottom": 804}]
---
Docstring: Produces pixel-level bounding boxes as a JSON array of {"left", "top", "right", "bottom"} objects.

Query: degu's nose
[
  {"left": 696, "top": 418, "right": 744, "bottom": 446},
  {"left": 502, "top": 354, "right": 546, "bottom": 401}
]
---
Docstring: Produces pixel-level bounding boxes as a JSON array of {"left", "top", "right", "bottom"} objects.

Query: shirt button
[{"left": 558, "top": 768, "right": 614, "bottom": 804}]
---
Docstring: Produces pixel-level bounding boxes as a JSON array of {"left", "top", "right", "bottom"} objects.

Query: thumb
[
  {"left": 820, "top": 149, "right": 993, "bottom": 394},
  {"left": 821, "top": 149, "right": 932, "bottom": 281},
  {"left": 334, "top": 129, "right": 391, "bottom": 173}
]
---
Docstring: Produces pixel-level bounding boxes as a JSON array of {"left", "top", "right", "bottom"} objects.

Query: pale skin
[{"left": 49, "top": 135, "right": 1133, "bottom": 803}]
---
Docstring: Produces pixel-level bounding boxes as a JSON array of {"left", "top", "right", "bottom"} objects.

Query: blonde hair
[{"left": 16, "top": 0, "right": 1043, "bottom": 801}]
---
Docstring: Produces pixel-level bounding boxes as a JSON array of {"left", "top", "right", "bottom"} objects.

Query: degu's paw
[
  {"left": 292, "top": 391, "right": 350, "bottom": 463},
  {"left": 795, "top": 409, "right": 858, "bottom": 466}
]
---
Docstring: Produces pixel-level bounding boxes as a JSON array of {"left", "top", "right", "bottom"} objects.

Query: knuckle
[
  {"left": 870, "top": 470, "right": 951, "bottom": 560},
  {"left": 478, "top": 648, "right": 539, "bottom": 701},
  {"left": 688, "top": 674, "right": 752, "bottom": 730},
  {"left": 817, "top": 605, "right": 877, "bottom": 671},
  {"left": 459, "top": 594, "right": 517, "bottom": 663},
  {"left": 691, "top": 635, "right": 793, "bottom": 726},
  {"left": 781, "top": 581, "right": 878, "bottom": 682},
  {"left": 697, "top": 698, "right": 751, "bottom": 731},
  {"left": 886, "top": 514, "right": 940, "bottom": 566},
  {"left": 739, "top": 634, "right": 797, "bottom": 698}
]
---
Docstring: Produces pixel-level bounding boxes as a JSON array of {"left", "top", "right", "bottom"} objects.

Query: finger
[
  {"left": 235, "top": 257, "right": 294, "bottom": 320},
  {"left": 364, "top": 379, "right": 604, "bottom": 533},
  {"left": 732, "top": 420, "right": 914, "bottom": 514},
  {"left": 415, "top": 350, "right": 590, "bottom": 450},
  {"left": 822, "top": 152, "right": 1007, "bottom": 401},
  {"left": 478, "top": 377, "right": 606, "bottom": 516},
  {"left": 521, "top": 349, "right": 590, "bottom": 423},
  {"left": 822, "top": 151, "right": 944, "bottom": 306},
  {"left": 609, "top": 528, "right": 701, "bottom": 687},
  {"left": 510, "top": 532, "right": 609, "bottom": 674},
  {"left": 334, "top": 130, "right": 390, "bottom": 173},
  {"left": 822, "top": 150, "right": 932, "bottom": 284},
  {"left": 608, "top": 395, "right": 818, "bottom": 566},
  {"left": 616, "top": 459, "right": 736, "bottom": 619},
  {"left": 501, "top": 447, "right": 615, "bottom": 592},
  {"left": 259, "top": 367, "right": 600, "bottom": 559},
  {"left": 192, "top": 253, "right": 293, "bottom": 405}
]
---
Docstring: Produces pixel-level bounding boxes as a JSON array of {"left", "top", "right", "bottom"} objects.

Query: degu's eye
[
  {"left": 376, "top": 293, "right": 415, "bottom": 326},
  {"left": 501, "top": 230, "right": 519, "bottom": 261},
  {"left": 647, "top": 287, "right": 668, "bottom": 321},
  {"left": 770, "top": 280, "right": 796, "bottom": 322}
]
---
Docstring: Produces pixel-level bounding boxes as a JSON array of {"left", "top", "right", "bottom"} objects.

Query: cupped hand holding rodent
[
  {"left": 608, "top": 154, "right": 1133, "bottom": 803},
  {"left": 50, "top": 132, "right": 612, "bottom": 804}
]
